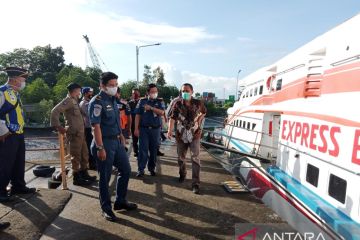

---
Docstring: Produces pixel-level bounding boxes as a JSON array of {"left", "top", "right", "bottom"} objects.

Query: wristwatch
[{"left": 96, "top": 145, "right": 104, "bottom": 151}]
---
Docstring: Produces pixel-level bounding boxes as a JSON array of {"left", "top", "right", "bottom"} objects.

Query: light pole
[
  {"left": 236, "top": 69, "right": 242, "bottom": 100},
  {"left": 136, "top": 43, "right": 161, "bottom": 86}
]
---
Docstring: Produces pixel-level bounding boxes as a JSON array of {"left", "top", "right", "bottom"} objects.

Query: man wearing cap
[
  {"left": 50, "top": 83, "right": 96, "bottom": 186},
  {"left": 80, "top": 87, "right": 96, "bottom": 170},
  {"left": 89, "top": 72, "right": 137, "bottom": 222},
  {"left": 0, "top": 67, "right": 36, "bottom": 202}
]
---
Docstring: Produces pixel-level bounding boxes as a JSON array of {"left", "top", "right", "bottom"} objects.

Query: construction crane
[{"left": 83, "top": 35, "right": 107, "bottom": 70}]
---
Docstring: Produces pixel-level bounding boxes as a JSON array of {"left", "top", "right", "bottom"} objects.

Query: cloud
[
  {"left": 150, "top": 62, "right": 236, "bottom": 98},
  {"left": 198, "top": 46, "right": 227, "bottom": 54},
  {"left": 237, "top": 37, "right": 253, "bottom": 43},
  {"left": 0, "top": 0, "right": 219, "bottom": 66}
]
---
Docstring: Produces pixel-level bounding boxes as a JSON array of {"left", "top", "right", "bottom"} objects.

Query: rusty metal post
[{"left": 58, "top": 133, "right": 68, "bottom": 190}]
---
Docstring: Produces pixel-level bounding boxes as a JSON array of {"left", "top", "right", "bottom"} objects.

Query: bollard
[{"left": 58, "top": 133, "right": 68, "bottom": 190}]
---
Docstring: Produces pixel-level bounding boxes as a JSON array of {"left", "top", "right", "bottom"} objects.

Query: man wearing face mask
[
  {"left": 128, "top": 88, "right": 140, "bottom": 157},
  {"left": 134, "top": 83, "right": 165, "bottom": 177},
  {"left": 0, "top": 67, "right": 36, "bottom": 202},
  {"left": 80, "top": 87, "right": 96, "bottom": 170},
  {"left": 89, "top": 72, "right": 137, "bottom": 222},
  {"left": 51, "top": 83, "right": 96, "bottom": 186},
  {"left": 167, "top": 83, "right": 207, "bottom": 194}
]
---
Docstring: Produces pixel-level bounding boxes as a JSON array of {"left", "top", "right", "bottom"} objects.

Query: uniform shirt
[
  {"left": 79, "top": 98, "right": 91, "bottom": 128},
  {"left": 116, "top": 99, "right": 131, "bottom": 116},
  {"left": 50, "top": 95, "right": 85, "bottom": 134},
  {"left": 128, "top": 98, "right": 139, "bottom": 128},
  {"left": 0, "top": 84, "right": 25, "bottom": 135},
  {"left": 135, "top": 97, "right": 165, "bottom": 128},
  {"left": 170, "top": 98, "right": 207, "bottom": 142},
  {"left": 88, "top": 90, "right": 121, "bottom": 137}
]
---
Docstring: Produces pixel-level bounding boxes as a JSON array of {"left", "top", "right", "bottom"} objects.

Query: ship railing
[{"left": 25, "top": 133, "right": 69, "bottom": 190}]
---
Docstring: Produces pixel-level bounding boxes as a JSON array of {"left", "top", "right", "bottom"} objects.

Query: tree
[
  {"left": 195, "top": 92, "right": 201, "bottom": 98},
  {"left": 22, "top": 78, "right": 52, "bottom": 103},
  {"left": 53, "top": 66, "right": 98, "bottom": 103},
  {"left": 120, "top": 80, "right": 138, "bottom": 100},
  {"left": 142, "top": 65, "right": 154, "bottom": 86},
  {"left": 85, "top": 66, "right": 102, "bottom": 83},
  {"left": 153, "top": 66, "right": 166, "bottom": 86}
]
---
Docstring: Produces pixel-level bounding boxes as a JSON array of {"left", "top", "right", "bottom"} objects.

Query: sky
[{"left": 1, "top": 0, "right": 360, "bottom": 98}]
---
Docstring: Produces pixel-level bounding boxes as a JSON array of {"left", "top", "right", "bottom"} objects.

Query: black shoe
[
  {"left": 134, "top": 152, "right": 138, "bottom": 158},
  {"left": 192, "top": 185, "right": 200, "bottom": 194},
  {"left": 73, "top": 172, "right": 92, "bottom": 186},
  {"left": 102, "top": 210, "right": 116, "bottom": 222},
  {"left": 114, "top": 202, "right": 138, "bottom": 211},
  {"left": 149, "top": 170, "right": 156, "bottom": 176},
  {"left": 136, "top": 171, "right": 144, "bottom": 177},
  {"left": 179, "top": 175, "right": 185, "bottom": 183},
  {"left": 80, "top": 170, "right": 97, "bottom": 181},
  {"left": 0, "top": 193, "right": 12, "bottom": 203},
  {"left": 0, "top": 222, "right": 10, "bottom": 231},
  {"left": 11, "top": 186, "right": 36, "bottom": 195},
  {"left": 157, "top": 150, "right": 165, "bottom": 156}
]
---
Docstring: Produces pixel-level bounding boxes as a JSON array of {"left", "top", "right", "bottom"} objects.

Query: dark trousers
[
  {"left": 91, "top": 138, "right": 131, "bottom": 212},
  {"left": 0, "top": 134, "right": 26, "bottom": 195},
  {"left": 138, "top": 127, "right": 160, "bottom": 173},
  {"left": 85, "top": 128, "right": 96, "bottom": 168},
  {"left": 131, "top": 124, "right": 139, "bottom": 155}
]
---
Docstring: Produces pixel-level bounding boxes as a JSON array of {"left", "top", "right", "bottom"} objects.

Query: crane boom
[{"left": 83, "top": 35, "right": 103, "bottom": 70}]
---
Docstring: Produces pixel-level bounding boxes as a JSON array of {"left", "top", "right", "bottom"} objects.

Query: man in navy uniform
[
  {"left": 0, "top": 67, "right": 36, "bottom": 202},
  {"left": 134, "top": 83, "right": 165, "bottom": 177},
  {"left": 89, "top": 72, "right": 137, "bottom": 222}
]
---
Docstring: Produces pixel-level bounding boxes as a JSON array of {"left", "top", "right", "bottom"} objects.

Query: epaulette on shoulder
[
  {"left": 157, "top": 97, "right": 164, "bottom": 101},
  {"left": 140, "top": 97, "right": 146, "bottom": 100},
  {"left": 95, "top": 95, "right": 102, "bottom": 100}
]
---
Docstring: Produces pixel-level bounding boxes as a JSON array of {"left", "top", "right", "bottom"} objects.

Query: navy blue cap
[
  {"left": 67, "top": 82, "right": 82, "bottom": 91},
  {"left": 81, "top": 87, "right": 93, "bottom": 95},
  {"left": 3, "top": 67, "right": 29, "bottom": 78}
]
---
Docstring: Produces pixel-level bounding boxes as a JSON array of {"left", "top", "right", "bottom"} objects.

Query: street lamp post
[
  {"left": 236, "top": 69, "right": 242, "bottom": 100},
  {"left": 136, "top": 43, "right": 161, "bottom": 86}
]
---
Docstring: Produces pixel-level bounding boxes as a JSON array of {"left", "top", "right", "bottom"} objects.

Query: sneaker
[
  {"left": 102, "top": 210, "right": 117, "bottom": 222},
  {"left": 149, "top": 170, "right": 156, "bottom": 176},
  {"left": 157, "top": 150, "right": 165, "bottom": 156},
  {"left": 0, "top": 192, "right": 12, "bottom": 203},
  {"left": 134, "top": 152, "right": 138, "bottom": 158},
  {"left": 192, "top": 185, "right": 200, "bottom": 194},
  {"left": 114, "top": 202, "right": 138, "bottom": 211},
  {"left": 80, "top": 170, "right": 97, "bottom": 181},
  {"left": 136, "top": 171, "right": 144, "bottom": 177},
  {"left": 10, "top": 186, "right": 36, "bottom": 195}
]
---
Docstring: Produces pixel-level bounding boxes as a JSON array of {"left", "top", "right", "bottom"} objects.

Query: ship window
[
  {"left": 328, "top": 174, "right": 347, "bottom": 204},
  {"left": 250, "top": 89, "right": 253, "bottom": 97},
  {"left": 252, "top": 123, "right": 256, "bottom": 130},
  {"left": 237, "top": 120, "right": 239, "bottom": 127},
  {"left": 306, "top": 164, "right": 319, "bottom": 187},
  {"left": 242, "top": 121, "right": 246, "bottom": 128},
  {"left": 246, "top": 91, "right": 249, "bottom": 98},
  {"left": 259, "top": 85, "right": 264, "bottom": 95},
  {"left": 254, "top": 87, "right": 258, "bottom": 96},
  {"left": 276, "top": 79, "right": 282, "bottom": 91},
  {"left": 239, "top": 120, "right": 242, "bottom": 127},
  {"left": 247, "top": 122, "right": 250, "bottom": 130}
]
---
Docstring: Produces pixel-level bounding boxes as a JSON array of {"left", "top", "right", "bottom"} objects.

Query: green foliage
[
  {"left": 158, "top": 85, "right": 179, "bottom": 103},
  {"left": 120, "top": 80, "right": 138, "bottom": 100},
  {"left": 22, "top": 78, "right": 51, "bottom": 104},
  {"left": 53, "top": 66, "right": 98, "bottom": 103},
  {"left": 153, "top": 66, "right": 166, "bottom": 86},
  {"left": 24, "top": 99, "right": 54, "bottom": 126},
  {"left": 223, "top": 102, "right": 234, "bottom": 109},
  {"left": 0, "top": 73, "right": 6, "bottom": 85},
  {"left": 195, "top": 92, "right": 201, "bottom": 98},
  {"left": 205, "top": 102, "right": 227, "bottom": 117},
  {"left": 142, "top": 65, "right": 154, "bottom": 86},
  {"left": 0, "top": 45, "right": 65, "bottom": 84}
]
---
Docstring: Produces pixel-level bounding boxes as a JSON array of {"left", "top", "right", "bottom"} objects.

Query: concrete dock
[{"left": 0, "top": 140, "right": 288, "bottom": 240}]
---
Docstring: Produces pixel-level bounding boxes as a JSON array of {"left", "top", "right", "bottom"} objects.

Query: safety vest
[{"left": 0, "top": 85, "right": 25, "bottom": 134}]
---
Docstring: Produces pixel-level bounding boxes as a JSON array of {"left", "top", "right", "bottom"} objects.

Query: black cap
[
  {"left": 3, "top": 67, "right": 29, "bottom": 78},
  {"left": 67, "top": 82, "right": 82, "bottom": 91}
]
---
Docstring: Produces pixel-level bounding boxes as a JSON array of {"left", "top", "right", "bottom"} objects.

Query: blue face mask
[{"left": 182, "top": 92, "right": 191, "bottom": 100}]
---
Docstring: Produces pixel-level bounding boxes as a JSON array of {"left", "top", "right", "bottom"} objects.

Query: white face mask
[
  {"left": 20, "top": 82, "right": 26, "bottom": 91},
  {"left": 105, "top": 86, "right": 117, "bottom": 96},
  {"left": 150, "top": 93, "right": 158, "bottom": 99}
]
